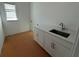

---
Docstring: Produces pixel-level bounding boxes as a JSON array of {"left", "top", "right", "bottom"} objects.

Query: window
[{"left": 4, "top": 3, "right": 18, "bottom": 21}]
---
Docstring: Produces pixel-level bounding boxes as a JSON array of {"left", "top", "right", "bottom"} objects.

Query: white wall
[
  {"left": 31, "top": 2, "right": 79, "bottom": 56},
  {"left": 0, "top": 2, "right": 31, "bottom": 36},
  {"left": 1, "top": 2, "right": 79, "bottom": 35},
  {"left": 0, "top": 16, "right": 4, "bottom": 54},
  {"left": 16, "top": 2, "right": 31, "bottom": 32},
  {"left": 31, "top": 2, "right": 79, "bottom": 31},
  {"left": 0, "top": 3, "right": 7, "bottom": 36}
]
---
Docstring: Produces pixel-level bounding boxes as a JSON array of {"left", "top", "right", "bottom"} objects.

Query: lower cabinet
[
  {"left": 37, "top": 29, "right": 45, "bottom": 47},
  {"left": 33, "top": 27, "right": 38, "bottom": 42},
  {"left": 33, "top": 27, "right": 72, "bottom": 57},
  {"left": 53, "top": 42, "right": 71, "bottom": 57},
  {"left": 33, "top": 27, "right": 44, "bottom": 47},
  {"left": 44, "top": 32, "right": 72, "bottom": 57},
  {"left": 44, "top": 33, "right": 55, "bottom": 56}
]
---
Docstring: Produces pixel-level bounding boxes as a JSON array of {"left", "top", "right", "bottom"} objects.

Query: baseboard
[{"left": 6, "top": 30, "right": 32, "bottom": 37}]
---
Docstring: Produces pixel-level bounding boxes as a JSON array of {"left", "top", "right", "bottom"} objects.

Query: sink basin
[{"left": 49, "top": 29, "right": 70, "bottom": 38}]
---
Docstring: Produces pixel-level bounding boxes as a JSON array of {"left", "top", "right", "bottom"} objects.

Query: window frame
[{"left": 4, "top": 3, "right": 18, "bottom": 22}]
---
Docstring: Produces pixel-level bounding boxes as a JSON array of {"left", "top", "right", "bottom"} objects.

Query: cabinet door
[
  {"left": 53, "top": 41, "right": 71, "bottom": 57},
  {"left": 33, "top": 27, "right": 38, "bottom": 42},
  {"left": 44, "top": 32, "right": 55, "bottom": 56},
  {"left": 33, "top": 27, "right": 44, "bottom": 47},
  {"left": 37, "top": 29, "right": 44, "bottom": 47},
  {"left": 44, "top": 32, "right": 72, "bottom": 57}
]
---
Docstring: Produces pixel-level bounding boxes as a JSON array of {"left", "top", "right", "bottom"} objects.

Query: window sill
[{"left": 7, "top": 20, "right": 18, "bottom": 22}]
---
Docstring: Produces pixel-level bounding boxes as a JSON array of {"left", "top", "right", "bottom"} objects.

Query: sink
[{"left": 49, "top": 29, "right": 70, "bottom": 38}]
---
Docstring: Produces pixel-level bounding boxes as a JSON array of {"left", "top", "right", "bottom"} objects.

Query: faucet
[{"left": 59, "top": 22, "right": 65, "bottom": 30}]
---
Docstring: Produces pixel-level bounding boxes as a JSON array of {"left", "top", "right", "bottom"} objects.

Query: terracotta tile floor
[{"left": 1, "top": 31, "right": 50, "bottom": 57}]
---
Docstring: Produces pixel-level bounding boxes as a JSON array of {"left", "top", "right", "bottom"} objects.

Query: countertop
[{"left": 34, "top": 25, "right": 77, "bottom": 44}]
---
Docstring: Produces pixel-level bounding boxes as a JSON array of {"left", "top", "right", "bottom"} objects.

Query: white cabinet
[
  {"left": 44, "top": 32, "right": 55, "bottom": 56},
  {"left": 33, "top": 27, "right": 38, "bottom": 42},
  {"left": 33, "top": 27, "right": 73, "bottom": 57},
  {"left": 53, "top": 42, "right": 71, "bottom": 57},
  {"left": 37, "top": 29, "right": 45, "bottom": 47},
  {"left": 33, "top": 27, "right": 44, "bottom": 47},
  {"left": 44, "top": 32, "right": 72, "bottom": 57}
]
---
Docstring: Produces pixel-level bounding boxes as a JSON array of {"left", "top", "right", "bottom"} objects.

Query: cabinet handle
[{"left": 51, "top": 43, "right": 55, "bottom": 49}]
